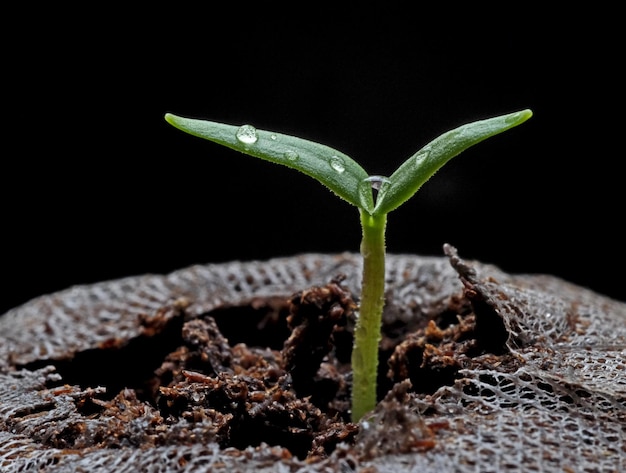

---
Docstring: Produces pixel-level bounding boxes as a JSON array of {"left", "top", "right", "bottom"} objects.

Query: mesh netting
[{"left": 1, "top": 248, "right": 624, "bottom": 472}]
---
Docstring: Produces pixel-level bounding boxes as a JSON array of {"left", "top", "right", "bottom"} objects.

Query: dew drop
[
  {"left": 270, "top": 134, "right": 277, "bottom": 141},
  {"left": 284, "top": 150, "right": 299, "bottom": 161},
  {"left": 236, "top": 124, "right": 258, "bottom": 145},
  {"left": 329, "top": 155, "right": 345, "bottom": 173},
  {"left": 358, "top": 176, "right": 391, "bottom": 208},
  {"left": 363, "top": 175, "right": 390, "bottom": 191},
  {"left": 414, "top": 147, "right": 431, "bottom": 166}
]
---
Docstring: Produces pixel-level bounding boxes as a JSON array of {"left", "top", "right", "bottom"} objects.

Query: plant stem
[{"left": 351, "top": 209, "right": 387, "bottom": 422}]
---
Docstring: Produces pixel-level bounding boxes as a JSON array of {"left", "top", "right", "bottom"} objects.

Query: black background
[{"left": 3, "top": 7, "right": 624, "bottom": 316}]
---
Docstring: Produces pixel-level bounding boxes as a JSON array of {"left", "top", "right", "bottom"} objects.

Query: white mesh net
[{"left": 1, "top": 248, "right": 624, "bottom": 472}]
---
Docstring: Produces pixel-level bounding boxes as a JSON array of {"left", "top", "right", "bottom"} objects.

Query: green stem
[{"left": 351, "top": 209, "right": 387, "bottom": 422}]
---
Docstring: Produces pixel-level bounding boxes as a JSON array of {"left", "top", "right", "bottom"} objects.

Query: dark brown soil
[
  {"left": 3, "top": 251, "right": 624, "bottom": 471},
  {"left": 13, "top": 270, "right": 512, "bottom": 463}
]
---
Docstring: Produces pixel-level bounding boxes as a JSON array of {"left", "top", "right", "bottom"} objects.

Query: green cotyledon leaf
[
  {"left": 373, "top": 109, "right": 533, "bottom": 216},
  {"left": 164, "top": 114, "right": 374, "bottom": 213}
]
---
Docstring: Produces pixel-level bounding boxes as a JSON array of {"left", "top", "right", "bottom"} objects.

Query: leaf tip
[
  {"left": 164, "top": 112, "right": 178, "bottom": 125},
  {"left": 512, "top": 108, "right": 533, "bottom": 125},
  {"left": 520, "top": 108, "right": 533, "bottom": 121},
  {"left": 164, "top": 113, "right": 192, "bottom": 133},
  {"left": 501, "top": 108, "right": 533, "bottom": 129}
]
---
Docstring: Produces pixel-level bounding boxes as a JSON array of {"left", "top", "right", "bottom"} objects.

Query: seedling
[{"left": 164, "top": 109, "right": 532, "bottom": 422}]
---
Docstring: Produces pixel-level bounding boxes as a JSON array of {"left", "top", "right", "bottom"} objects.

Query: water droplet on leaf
[
  {"left": 284, "top": 150, "right": 299, "bottom": 161},
  {"left": 414, "top": 147, "right": 431, "bottom": 166},
  {"left": 363, "top": 175, "right": 390, "bottom": 191},
  {"left": 329, "top": 155, "right": 345, "bottom": 173},
  {"left": 236, "top": 124, "right": 258, "bottom": 144},
  {"left": 359, "top": 175, "right": 390, "bottom": 208},
  {"left": 270, "top": 134, "right": 277, "bottom": 141}
]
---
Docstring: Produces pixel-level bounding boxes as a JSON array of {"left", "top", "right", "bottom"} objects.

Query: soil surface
[
  {"left": 1, "top": 248, "right": 625, "bottom": 472},
  {"left": 11, "top": 274, "right": 470, "bottom": 461}
]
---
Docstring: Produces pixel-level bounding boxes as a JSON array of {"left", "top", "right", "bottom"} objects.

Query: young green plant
[{"left": 164, "top": 109, "right": 533, "bottom": 422}]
